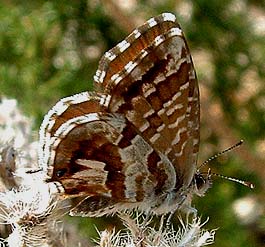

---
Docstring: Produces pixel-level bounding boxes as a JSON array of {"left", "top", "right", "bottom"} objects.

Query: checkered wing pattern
[
  {"left": 39, "top": 13, "right": 200, "bottom": 216},
  {"left": 95, "top": 13, "right": 199, "bottom": 189}
]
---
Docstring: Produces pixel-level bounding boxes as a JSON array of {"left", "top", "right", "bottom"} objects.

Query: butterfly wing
[
  {"left": 95, "top": 13, "right": 200, "bottom": 189},
  {"left": 39, "top": 13, "right": 200, "bottom": 216},
  {"left": 39, "top": 92, "right": 105, "bottom": 175},
  {"left": 40, "top": 93, "right": 167, "bottom": 216}
]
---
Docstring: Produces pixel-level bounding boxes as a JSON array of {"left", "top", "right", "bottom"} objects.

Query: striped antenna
[
  {"left": 198, "top": 140, "right": 244, "bottom": 170},
  {"left": 199, "top": 140, "right": 255, "bottom": 189},
  {"left": 211, "top": 172, "right": 254, "bottom": 189}
]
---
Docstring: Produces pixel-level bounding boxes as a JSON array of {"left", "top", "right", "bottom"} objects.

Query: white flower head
[
  {"left": 0, "top": 181, "right": 66, "bottom": 247},
  {"left": 96, "top": 213, "right": 216, "bottom": 247}
]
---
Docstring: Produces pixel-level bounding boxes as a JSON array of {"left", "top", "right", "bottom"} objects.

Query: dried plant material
[
  {"left": 96, "top": 213, "right": 215, "bottom": 247},
  {"left": 0, "top": 181, "right": 67, "bottom": 247}
]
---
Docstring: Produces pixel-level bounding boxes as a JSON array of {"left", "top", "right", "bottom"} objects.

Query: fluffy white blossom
[{"left": 96, "top": 213, "right": 215, "bottom": 247}]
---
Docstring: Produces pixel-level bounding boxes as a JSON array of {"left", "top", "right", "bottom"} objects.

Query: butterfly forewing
[
  {"left": 95, "top": 13, "right": 199, "bottom": 188},
  {"left": 94, "top": 13, "right": 179, "bottom": 92}
]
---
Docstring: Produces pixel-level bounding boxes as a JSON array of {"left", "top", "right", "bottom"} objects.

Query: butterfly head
[
  {"left": 192, "top": 169, "right": 212, "bottom": 197},
  {"left": 191, "top": 140, "right": 254, "bottom": 194}
]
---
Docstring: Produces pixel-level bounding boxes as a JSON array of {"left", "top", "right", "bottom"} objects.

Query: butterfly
[{"left": 38, "top": 13, "right": 211, "bottom": 217}]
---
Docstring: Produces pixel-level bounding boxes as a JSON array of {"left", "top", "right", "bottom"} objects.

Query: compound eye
[{"left": 194, "top": 174, "right": 205, "bottom": 189}]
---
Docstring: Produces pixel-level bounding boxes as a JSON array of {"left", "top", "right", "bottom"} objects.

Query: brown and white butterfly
[{"left": 38, "top": 13, "right": 211, "bottom": 217}]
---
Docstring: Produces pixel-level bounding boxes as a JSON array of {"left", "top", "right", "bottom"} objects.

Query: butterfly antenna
[
  {"left": 211, "top": 172, "right": 254, "bottom": 189},
  {"left": 198, "top": 140, "right": 244, "bottom": 170}
]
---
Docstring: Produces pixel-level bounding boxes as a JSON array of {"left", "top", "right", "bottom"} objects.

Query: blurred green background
[{"left": 0, "top": 0, "right": 264, "bottom": 246}]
